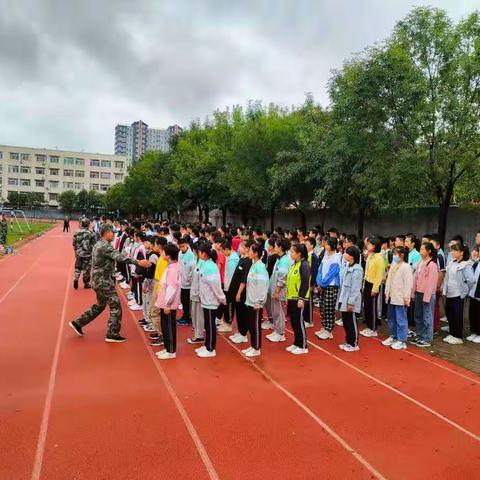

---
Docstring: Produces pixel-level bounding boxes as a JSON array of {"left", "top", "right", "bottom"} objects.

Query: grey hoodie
[{"left": 336, "top": 263, "right": 364, "bottom": 313}]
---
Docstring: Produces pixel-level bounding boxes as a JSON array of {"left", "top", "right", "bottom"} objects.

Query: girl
[
  {"left": 315, "top": 237, "right": 342, "bottom": 340},
  {"left": 383, "top": 246, "right": 413, "bottom": 350},
  {"left": 467, "top": 246, "right": 480, "bottom": 343},
  {"left": 187, "top": 242, "right": 205, "bottom": 344},
  {"left": 243, "top": 243, "right": 269, "bottom": 357},
  {"left": 411, "top": 243, "right": 439, "bottom": 347},
  {"left": 336, "top": 246, "right": 363, "bottom": 352},
  {"left": 360, "top": 236, "right": 385, "bottom": 338},
  {"left": 303, "top": 237, "right": 320, "bottom": 329},
  {"left": 286, "top": 243, "right": 311, "bottom": 354},
  {"left": 443, "top": 243, "right": 475, "bottom": 344},
  {"left": 155, "top": 243, "right": 181, "bottom": 360}
]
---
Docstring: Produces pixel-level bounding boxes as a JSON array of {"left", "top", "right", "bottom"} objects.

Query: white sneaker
[
  {"left": 195, "top": 346, "right": 207, "bottom": 353},
  {"left": 143, "top": 324, "right": 155, "bottom": 332},
  {"left": 241, "top": 347, "right": 253, "bottom": 354},
  {"left": 382, "top": 336, "right": 395, "bottom": 346},
  {"left": 445, "top": 336, "right": 463, "bottom": 345},
  {"left": 267, "top": 332, "right": 286, "bottom": 342},
  {"left": 158, "top": 351, "right": 176, "bottom": 360},
  {"left": 120, "top": 282, "right": 130, "bottom": 289},
  {"left": 127, "top": 293, "right": 134, "bottom": 300},
  {"left": 217, "top": 321, "right": 232, "bottom": 332},
  {"left": 215, "top": 318, "right": 222, "bottom": 326},
  {"left": 129, "top": 304, "right": 143, "bottom": 311},
  {"left": 197, "top": 349, "right": 216, "bottom": 358},
  {"left": 128, "top": 299, "right": 136, "bottom": 306},
  {"left": 291, "top": 346, "right": 308, "bottom": 355},
  {"left": 155, "top": 349, "right": 167, "bottom": 357},
  {"left": 360, "top": 328, "right": 378, "bottom": 338},
  {"left": 261, "top": 321, "right": 274, "bottom": 330},
  {"left": 304, "top": 322, "right": 314, "bottom": 328},
  {"left": 442, "top": 335, "right": 453, "bottom": 343},
  {"left": 440, "top": 325, "right": 450, "bottom": 332},
  {"left": 315, "top": 328, "right": 333, "bottom": 340},
  {"left": 245, "top": 348, "right": 261, "bottom": 357},
  {"left": 466, "top": 334, "right": 477, "bottom": 342},
  {"left": 285, "top": 345, "right": 296, "bottom": 352},
  {"left": 335, "top": 318, "right": 343, "bottom": 327},
  {"left": 339, "top": 344, "right": 359, "bottom": 352},
  {"left": 391, "top": 341, "right": 407, "bottom": 350},
  {"left": 472, "top": 335, "right": 480, "bottom": 344},
  {"left": 230, "top": 334, "right": 248, "bottom": 344}
]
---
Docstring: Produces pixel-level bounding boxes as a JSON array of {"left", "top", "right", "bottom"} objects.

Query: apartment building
[{"left": 0, "top": 145, "right": 128, "bottom": 207}]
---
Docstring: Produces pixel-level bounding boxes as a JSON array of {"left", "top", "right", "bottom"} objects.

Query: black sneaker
[
  {"left": 84, "top": 284, "right": 91, "bottom": 289},
  {"left": 415, "top": 339, "right": 431, "bottom": 348},
  {"left": 105, "top": 333, "right": 127, "bottom": 343},
  {"left": 149, "top": 333, "right": 160, "bottom": 339},
  {"left": 69, "top": 321, "right": 84, "bottom": 337},
  {"left": 186, "top": 337, "right": 204, "bottom": 344},
  {"left": 150, "top": 338, "right": 164, "bottom": 346},
  {"left": 138, "top": 318, "right": 148, "bottom": 325},
  {"left": 73, "top": 279, "right": 78, "bottom": 290}
]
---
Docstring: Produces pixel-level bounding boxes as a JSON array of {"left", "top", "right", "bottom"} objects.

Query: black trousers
[
  {"left": 180, "top": 288, "right": 191, "bottom": 320},
  {"left": 469, "top": 297, "right": 480, "bottom": 335},
  {"left": 446, "top": 296, "right": 465, "bottom": 339},
  {"left": 217, "top": 299, "right": 235, "bottom": 324},
  {"left": 363, "top": 281, "right": 378, "bottom": 331},
  {"left": 235, "top": 301, "right": 248, "bottom": 336},
  {"left": 342, "top": 311, "right": 358, "bottom": 347},
  {"left": 160, "top": 309, "right": 177, "bottom": 353},
  {"left": 203, "top": 308, "right": 217, "bottom": 352},
  {"left": 132, "top": 276, "right": 143, "bottom": 306},
  {"left": 302, "top": 295, "right": 314, "bottom": 324},
  {"left": 246, "top": 306, "right": 262, "bottom": 350},
  {"left": 288, "top": 300, "right": 307, "bottom": 348}
]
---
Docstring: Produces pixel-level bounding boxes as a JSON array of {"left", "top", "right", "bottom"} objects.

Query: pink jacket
[
  {"left": 412, "top": 259, "right": 439, "bottom": 303},
  {"left": 156, "top": 262, "right": 181, "bottom": 309}
]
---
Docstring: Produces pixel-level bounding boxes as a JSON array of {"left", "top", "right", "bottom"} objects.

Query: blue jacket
[{"left": 336, "top": 263, "right": 363, "bottom": 313}]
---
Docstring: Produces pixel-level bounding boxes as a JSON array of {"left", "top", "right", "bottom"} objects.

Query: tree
[{"left": 58, "top": 190, "right": 77, "bottom": 214}]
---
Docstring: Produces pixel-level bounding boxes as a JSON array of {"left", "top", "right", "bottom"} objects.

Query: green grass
[{"left": 4, "top": 221, "right": 55, "bottom": 246}]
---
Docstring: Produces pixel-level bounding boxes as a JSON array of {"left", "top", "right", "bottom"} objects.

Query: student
[
  {"left": 155, "top": 243, "right": 181, "bottom": 360},
  {"left": 405, "top": 234, "right": 421, "bottom": 272},
  {"left": 303, "top": 237, "right": 319, "bottom": 328},
  {"left": 261, "top": 237, "right": 279, "bottom": 330},
  {"left": 177, "top": 237, "right": 196, "bottom": 326},
  {"left": 336, "top": 246, "right": 363, "bottom": 352},
  {"left": 286, "top": 243, "right": 311, "bottom": 354},
  {"left": 139, "top": 235, "right": 159, "bottom": 333},
  {"left": 196, "top": 244, "right": 226, "bottom": 358},
  {"left": 430, "top": 233, "right": 447, "bottom": 331},
  {"left": 443, "top": 243, "right": 475, "bottom": 345},
  {"left": 411, "top": 243, "right": 439, "bottom": 347},
  {"left": 467, "top": 246, "right": 480, "bottom": 343},
  {"left": 228, "top": 240, "right": 253, "bottom": 344},
  {"left": 128, "top": 230, "right": 146, "bottom": 311},
  {"left": 187, "top": 243, "right": 205, "bottom": 344},
  {"left": 383, "top": 246, "right": 413, "bottom": 350},
  {"left": 315, "top": 237, "right": 342, "bottom": 340},
  {"left": 360, "top": 236, "right": 385, "bottom": 338},
  {"left": 242, "top": 243, "right": 269, "bottom": 357},
  {"left": 266, "top": 238, "right": 291, "bottom": 343}
]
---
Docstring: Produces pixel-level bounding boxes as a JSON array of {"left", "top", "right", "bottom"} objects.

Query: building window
[
  {"left": 74, "top": 183, "right": 84, "bottom": 190},
  {"left": 63, "top": 169, "right": 74, "bottom": 177},
  {"left": 114, "top": 173, "right": 123, "bottom": 181},
  {"left": 114, "top": 161, "right": 124, "bottom": 169},
  {"left": 100, "top": 172, "right": 111, "bottom": 179},
  {"left": 90, "top": 159, "right": 100, "bottom": 167},
  {"left": 8, "top": 165, "right": 19, "bottom": 173},
  {"left": 20, "top": 166, "right": 31, "bottom": 174},
  {"left": 90, "top": 183, "right": 99, "bottom": 191},
  {"left": 90, "top": 171, "right": 99, "bottom": 178},
  {"left": 75, "top": 170, "right": 85, "bottom": 177},
  {"left": 49, "top": 156, "right": 60, "bottom": 163},
  {"left": 35, "top": 179, "right": 45, "bottom": 187},
  {"left": 0, "top": 152, "right": 3, "bottom": 159},
  {"left": 63, "top": 181, "right": 74, "bottom": 189},
  {"left": 101, "top": 160, "right": 112, "bottom": 168},
  {"left": 20, "top": 179, "right": 31, "bottom": 186},
  {"left": 64, "top": 157, "right": 75, "bottom": 165},
  {"left": 35, "top": 167, "right": 45, "bottom": 175},
  {"left": 36, "top": 154, "right": 47, "bottom": 163},
  {"left": 49, "top": 181, "right": 59, "bottom": 188},
  {"left": 100, "top": 184, "right": 109, "bottom": 191},
  {"left": 8, "top": 178, "right": 19, "bottom": 186},
  {"left": 49, "top": 193, "right": 59, "bottom": 201},
  {"left": 10, "top": 152, "right": 19, "bottom": 160},
  {"left": 75, "top": 158, "right": 85, "bottom": 166},
  {"left": 50, "top": 168, "right": 59, "bottom": 176},
  {"left": 21, "top": 153, "right": 30, "bottom": 161}
]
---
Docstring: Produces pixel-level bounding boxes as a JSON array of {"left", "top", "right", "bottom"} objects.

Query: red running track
[{"left": 1, "top": 225, "right": 479, "bottom": 479}]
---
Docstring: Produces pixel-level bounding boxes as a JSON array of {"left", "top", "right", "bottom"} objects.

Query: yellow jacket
[{"left": 365, "top": 253, "right": 385, "bottom": 294}]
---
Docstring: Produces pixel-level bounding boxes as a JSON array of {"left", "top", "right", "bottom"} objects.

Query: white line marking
[
  {"left": 221, "top": 336, "right": 386, "bottom": 480},
  {"left": 122, "top": 292, "right": 219, "bottom": 480},
  {"left": 0, "top": 258, "right": 41, "bottom": 305},
  {"left": 286, "top": 328, "right": 480, "bottom": 443},
  {"left": 31, "top": 257, "right": 74, "bottom": 480}
]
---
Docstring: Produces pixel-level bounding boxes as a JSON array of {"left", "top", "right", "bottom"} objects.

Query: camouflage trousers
[
  {"left": 75, "top": 287, "right": 122, "bottom": 335},
  {"left": 74, "top": 256, "right": 92, "bottom": 285}
]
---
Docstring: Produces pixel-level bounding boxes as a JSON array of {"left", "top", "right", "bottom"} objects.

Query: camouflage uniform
[
  {"left": 73, "top": 228, "right": 96, "bottom": 285},
  {"left": 0, "top": 219, "right": 7, "bottom": 245},
  {"left": 75, "top": 239, "right": 138, "bottom": 335}
]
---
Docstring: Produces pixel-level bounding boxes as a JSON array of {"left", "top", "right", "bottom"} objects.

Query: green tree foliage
[{"left": 58, "top": 190, "right": 77, "bottom": 213}]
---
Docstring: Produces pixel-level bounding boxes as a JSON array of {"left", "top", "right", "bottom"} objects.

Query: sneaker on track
[
  {"left": 266, "top": 332, "right": 286, "bottom": 342},
  {"left": 335, "top": 318, "right": 343, "bottom": 327},
  {"left": 150, "top": 338, "right": 164, "bottom": 346},
  {"left": 195, "top": 346, "right": 207, "bottom": 354},
  {"left": 158, "top": 351, "right": 176, "bottom": 360},
  {"left": 105, "top": 333, "right": 127, "bottom": 343},
  {"left": 187, "top": 337, "right": 204, "bottom": 344},
  {"left": 230, "top": 333, "right": 248, "bottom": 344},
  {"left": 315, "top": 328, "right": 333, "bottom": 340},
  {"left": 217, "top": 321, "right": 232, "bottom": 332},
  {"left": 261, "top": 321, "right": 274, "bottom": 330},
  {"left": 69, "top": 321, "right": 83, "bottom": 336},
  {"left": 391, "top": 340, "right": 407, "bottom": 350},
  {"left": 129, "top": 304, "right": 143, "bottom": 311},
  {"left": 466, "top": 334, "right": 477, "bottom": 342},
  {"left": 285, "top": 345, "right": 296, "bottom": 352},
  {"left": 472, "top": 335, "right": 480, "bottom": 344},
  {"left": 197, "top": 349, "right": 216, "bottom": 358},
  {"left": 440, "top": 325, "right": 450, "bottom": 332},
  {"left": 359, "top": 328, "right": 377, "bottom": 338},
  {"left": 291, "top": 346, "right": 308, "bottom": 355},
  {"left": 245, "top": 348, "right": 261, "bottom": 357},
  {"left": 339, "top": 344, "right": 359, "bottom": 352},
  {"left": 241, "top": 346, "right": 253, "bottom": 354},
  {"left": 415, "top": 339, "right": 431, "bottom": 348},
  {"left": 382, "top": 336, "right": 396, "bottom": 346},
  {"left": 444, "top": 336, "right": 463, "bottom": 345}
]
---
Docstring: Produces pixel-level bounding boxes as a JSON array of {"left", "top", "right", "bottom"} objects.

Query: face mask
[{"left": 392, "top": 255, "right": 400, "bottom": 264}]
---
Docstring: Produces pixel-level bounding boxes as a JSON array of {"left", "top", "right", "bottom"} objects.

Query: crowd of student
[{"left": 97, "top": 218, "right": 480, "bottom": 360}]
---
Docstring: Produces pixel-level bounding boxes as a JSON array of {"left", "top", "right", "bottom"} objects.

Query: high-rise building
[
  {"left": 147, "top": 128, "right": 170, "bottom": 153},
  {"left": 131, "top": 120, "right": 148, "bottom": 164},
  {"left": 114, "top": 124, "right": 132, "bottom": 158}
]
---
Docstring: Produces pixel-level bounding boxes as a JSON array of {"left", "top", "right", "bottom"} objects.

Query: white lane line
[
  {"left": 122, "top": 292, "right": 220, "bottom": 480},
  {"left": 31, "top": 257, "right": 74, "bottom": 480},
  {"left": 220, "top": 337, "right": 386, "bottom": 480},
  {"left": 0, "top": 258, "right": 41, "bottom": 305},
  {"left": 286, "top": 328, "right": 480, "bottom": 443}
]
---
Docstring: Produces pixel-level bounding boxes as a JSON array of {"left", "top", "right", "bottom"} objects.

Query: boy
[{"left": 177, "top": 236, "right": 196, "bottom": 326}]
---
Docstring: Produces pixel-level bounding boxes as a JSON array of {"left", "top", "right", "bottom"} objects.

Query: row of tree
[
  {"left": 102, "top": 7, "right": 480, "bottom": 244},
  {"left": 58, "top": 189, "right": 103, "bottom": 214}
]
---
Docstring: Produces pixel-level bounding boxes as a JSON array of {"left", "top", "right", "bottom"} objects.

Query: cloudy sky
[{"left": 0, "top": 0, "right": 478, "bottom": 153}]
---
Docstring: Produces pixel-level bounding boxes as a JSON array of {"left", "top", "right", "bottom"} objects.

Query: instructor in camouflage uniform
[
  {"left": 0, "top": 214, "right": 7, "bottom": 246},
  {"left": 72, "top": 218, "right": 96, "bottom": 289},
  {"left": 69, "top": 224, "right": 150, "bottom": 343}
]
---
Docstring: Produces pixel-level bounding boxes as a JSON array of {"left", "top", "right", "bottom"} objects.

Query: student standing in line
[
  {"left": 261, "top": 237, "right": 279, "bottom": 330},
  {"left": 429, "top": 234, "right": 447, "bottom": 332},
  {"left": 467, "top": 246, "right": 480, "bottom": 343},
  {"left": 411, "top": 243, "right": 439, "bottom": 347},
  {"left": 303, "top": 237, "right": 319, "bottom": 329},
  {"left": 315, "top": 237, "right": 342, "bottom": 340},
  {"left": 443, "top": 243, "right": 475, "bottom": 345},
  {"left": 242, "top": 243, "right": 269, "bottom": 357},
  {"left": 286, "top": 243, "right": 311, "bottom": 355},
  {"left": 266, "top": 238, "right": 291, "bottom": 343},
  {"left": 177, "top": 237, "right": 196, "bottom": 326},
  {"left": 155, "top": 243, "right": 181, "bottom": 360},
  {"left": 196, "top": 244, "right": 226, "bottom": 358},
  {"left": 336, "top": 246, "right": 363, "bottom": 352},
  {"left": 128, "top": 230, "right": 146, "bottom": 311},
  {"left": 139, "top": 235, "right": 159, "bottom": 333},
  {"left": 359, "top": 236, "right": 385, "bottom": 338},
  {"left": 187, "top": 242, "right": 205, "bottom": 344}
]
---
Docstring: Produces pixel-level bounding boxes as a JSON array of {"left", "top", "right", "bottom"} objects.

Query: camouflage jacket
[
  {"left": 72, "top": 228, "right": 96, "bottom": 258},
  {"left": 0, "top": 220, "right": 7, "bottom": 239},
  {"left": 91, "top": 239, "right": 138, "bottom": 290}
]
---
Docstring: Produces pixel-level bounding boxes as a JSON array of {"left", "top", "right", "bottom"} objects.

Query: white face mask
[{"left": 392, "top": 255, "right": 400, "bottom": 264}]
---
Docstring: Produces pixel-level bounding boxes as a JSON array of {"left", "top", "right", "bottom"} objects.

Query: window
[
  {"left": 64, "top": 157, "right": 75, "bottom": 165},
  {"left": 35, "top": 179, "right": 45, "bottom": 187},
  {"left": 10, "top": 152, "right": 19, "bottom": 160},
  {"left": 36, "top": 154, "right": 47, "bottom": 163},
  {"left": 8, "top": 165, "right": 19, "bottom": 173},
  {"left": 114, "top": 173, "right": 124, "bottom": 181},
  {"left": 0, "top": 152, "right": 3, "bottom": 159},
  {"left": 75, "top": 158, "right": 85, "bottom": 166},
  {"left": 21, "top": 153, "right": 30, "bottom": 161},
  {"left": 90, "top": 159, "right": 100, "bottom": 167},
  {"left": 20, "top": 166, "right": 31, "bottom": 174},
  {"left": 49, "top": 180, "right": 59, "bottom": 188},
  {"left": 74, "top": 183, "right": 84, "bottom": 190},
  {"left": 49, "top": 193, "right": 59, "bottom": 201},
  {"left": 35, "top": 167, "right": 45, "bottom": 175},
  {"left": 100, "top": 172, "right": 111, "bottom": 179},
  {"left": 49, "top": 156, "right": 59, "bottom": 163},
  {"left": 90, "top": 171, "right": 99, "bottom": 178},
  {"left": 0, "top": 165, "right": 2, "bottom": 173},
  {"left": 75, "top": 170, "right": 85, "bottom": 177},
  {"left": 100, "top": 184, "right": 109, "bottom": 191},
  {"left": 8, "top": 178, "right": 19, "bottom": 186},
  {"left": 20, "top": 179, "right": 31, "bottom": 186},
  {"left": 63, "top": 181, "right": 74, "bottom": 189},
  {"left": 90, "top": 183, "right": 99, "bottom": 191},
  {"left": 114, "top": 161, "right": 124, "bottom": 169},
  {"left": 101, "top": 160, "right": 111, "bottom": 168},
  {"left": 50, "top": 168, "right": 59, "bottom": 176},
  {"left": 63, "top": 169, "right": 74, "bottom": 177}
]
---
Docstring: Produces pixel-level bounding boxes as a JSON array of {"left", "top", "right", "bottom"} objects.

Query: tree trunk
[
  {"left": 357, "top": 206, "right": 365, "bottom": 240},
  {"left": 198, "top": 205, "right": 203, "bottom": 222},
  {"left": 299, "top": 210, "right": 306, "bottom": 230},
  {"left": 204, "top": 206, "right": 210, "bottom": 223},
  {"left": 269, "top": 205, "right": 275, "bottom": 232},
  {"left": 221, "top": 206, "right": 227, "bottom": 226},
  {"left": 437, "top": 188, "right": 453, "bottom": 248}
]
